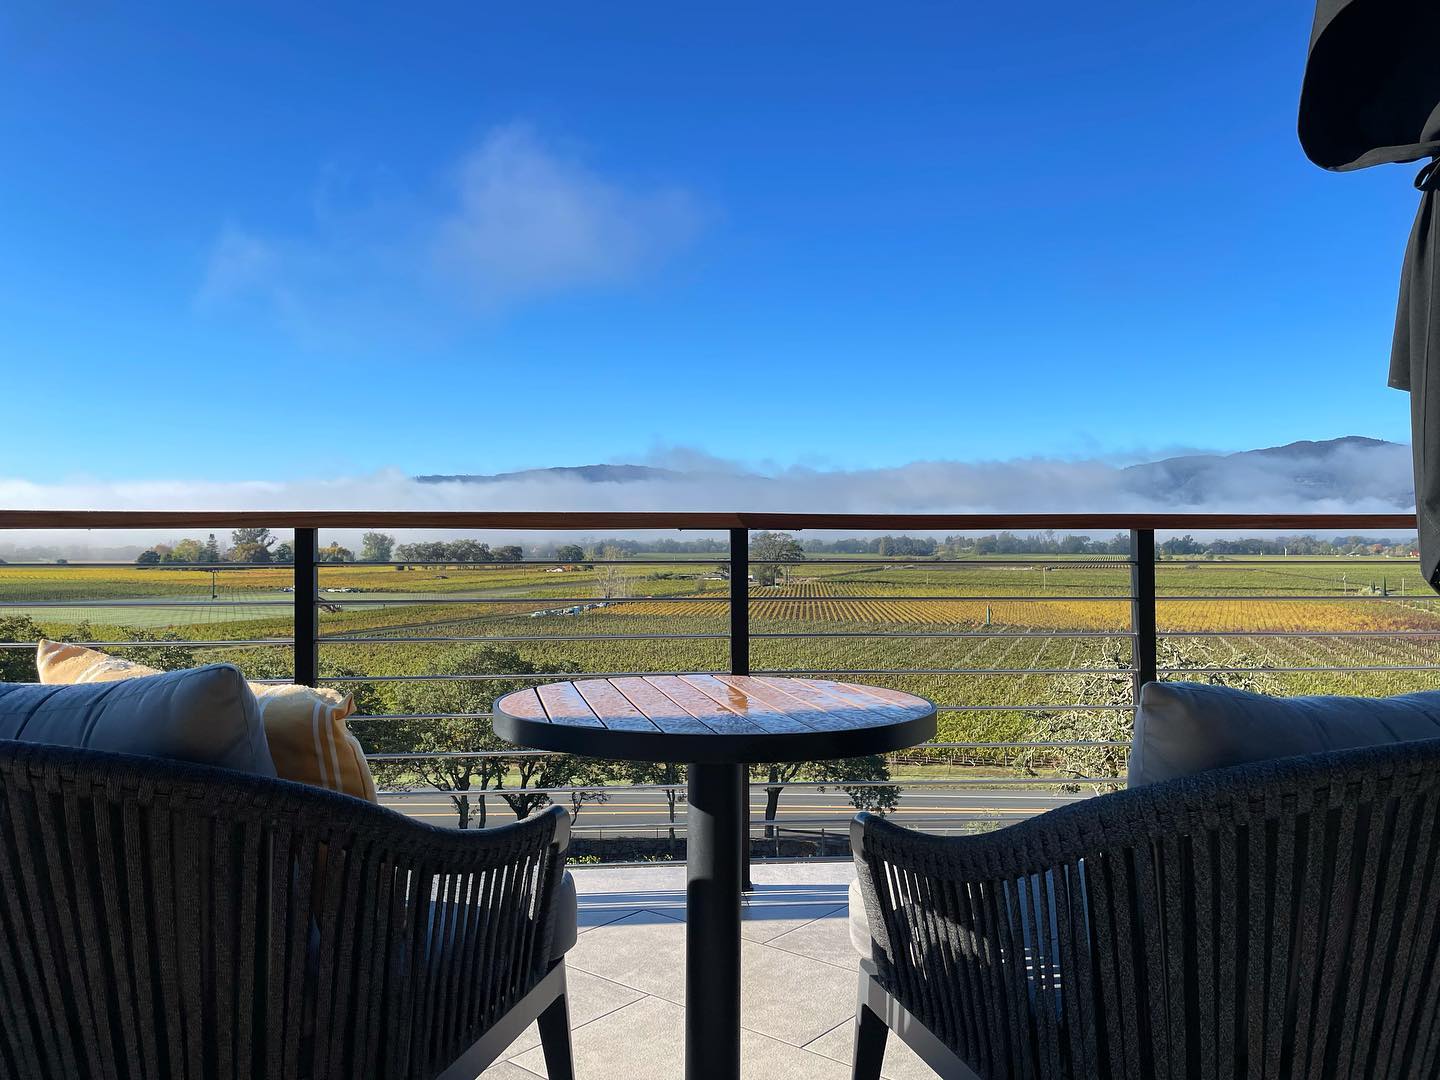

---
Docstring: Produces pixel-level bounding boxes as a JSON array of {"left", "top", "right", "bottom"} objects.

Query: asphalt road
[{"left": 378, "top": 787, "right": 1090, "bottom": 836}]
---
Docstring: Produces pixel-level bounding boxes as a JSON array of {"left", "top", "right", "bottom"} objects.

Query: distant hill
[
  {"left": 1118, "top": 435, "right": 1410, "bottom": 507},
  {"left": 417, "top": 437, "right": 1411, "bottom": 509},
  {"left": 416, "top": 464, "right": 685, "bottom": 485}
]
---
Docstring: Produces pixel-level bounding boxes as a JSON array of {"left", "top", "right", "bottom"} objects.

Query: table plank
[
  {"left": 833, "top": 680, "right": 932, "bottom": 709},
  {"left": 643, "top": 676, "right": 766, "bottom": 735},
  {"left": 573, "top": 679, "right": 662, "bottom": 733},
  {"left": 607, "top": 677, "right": 715, "bottom": 735},
  {"left": 501, "top": 687, "right": 549, "bottom": 722},
  {"left": 739, "top": 677, "right": 898, "bottom": 730},
  {"left": 679, "top": 675, "right": 817, "bottom": 734},
  {"left": 708, "top": 676, "right": 865, "bottom": 732},
  {"left": 791, "top": 678, "right": 930, "bottom": 725},
  {"left": 537, "top": 682, "right": 605, "bottom": 728}
]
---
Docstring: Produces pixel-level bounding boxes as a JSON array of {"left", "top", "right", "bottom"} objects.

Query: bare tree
[
  {"left": 596, "top": 564, "right": 631, "bottom": 601},
  {"left": 1037, "top": 640, "right": 1283, "bottom": 793}
]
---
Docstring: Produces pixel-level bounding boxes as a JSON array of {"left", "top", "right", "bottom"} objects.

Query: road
[{"left": 378, "top": 787, "right": 1091, "bottom": 837}]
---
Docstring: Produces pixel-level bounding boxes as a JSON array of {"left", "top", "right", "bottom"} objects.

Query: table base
[{"left": 685, "top": 761, "right": 744, "bottom": 1080}]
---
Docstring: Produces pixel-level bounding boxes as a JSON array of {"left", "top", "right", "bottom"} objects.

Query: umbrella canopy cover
[
  {"left": 1299, "top": 1, "right": 1440, "bottom": 171},
  {"left": 1300, "top": 0, "right": 1440, "bottom": 588}
]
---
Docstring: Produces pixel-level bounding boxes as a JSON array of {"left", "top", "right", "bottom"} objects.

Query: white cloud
[
  {"left": 196, "top": 124, "right": 703, "bottom": 334},
  {"left": 197, "top": 226, "right": 279, "bottom": 307},
  {"left": 0, "top": 441, "right": 1416, "bottom": 553},
  {"left": 432, "top": 125, "right": 701, "bottom": 306}
]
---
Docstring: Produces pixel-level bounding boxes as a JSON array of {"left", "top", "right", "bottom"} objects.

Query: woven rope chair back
[
  {"left": 0, "top": 739, "right": 565, "bottom": 1080},
  {"left": 855, "top": 737, "right": 1440, "bottom": 1079}
]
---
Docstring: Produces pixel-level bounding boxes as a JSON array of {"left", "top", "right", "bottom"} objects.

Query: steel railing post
[
  {"left": 729, "top": 526, "right": 753, "bottom": 892},
  {"left": 294, "top": 527, "right": 319, "bottom": 688},
  {"left": 1130, "top": 528, "right": 1157, "bottom": 707}
]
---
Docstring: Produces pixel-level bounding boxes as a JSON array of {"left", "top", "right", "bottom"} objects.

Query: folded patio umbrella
[{"left": 1299, "top": 0, "right": 1440, "bottom": 588}]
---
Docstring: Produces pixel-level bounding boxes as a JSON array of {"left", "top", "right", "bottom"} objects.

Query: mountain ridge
[
  {"left": 415, "top": 463, "right": 686, "bottom": 485},
  {"left": 417, "top": 436, "right": 1408, "bottom": 504},
  {"left": 1117, "top": 436, "right": 1409, "bottom": 506}
]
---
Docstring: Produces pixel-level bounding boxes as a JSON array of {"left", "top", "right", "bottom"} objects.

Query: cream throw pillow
[{"left": 36, "top": 640, "right": 377, "bottom": 803}]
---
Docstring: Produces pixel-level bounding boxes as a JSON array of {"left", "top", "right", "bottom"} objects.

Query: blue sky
[{"left": 0, "top": 1, "right": 1420, "bottom": 485}]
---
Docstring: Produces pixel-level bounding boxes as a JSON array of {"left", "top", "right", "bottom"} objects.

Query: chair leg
[
  {"left": 852, "top": 1001, "right": 887, "bottom": 1080},
  {"left": 537, "top": 990, "right": 575, "bottom": 1080}
]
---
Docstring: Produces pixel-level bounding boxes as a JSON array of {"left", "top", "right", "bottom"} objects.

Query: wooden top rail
[{"left": 0, "top": 510, "right": 1418, "bottom": 531}]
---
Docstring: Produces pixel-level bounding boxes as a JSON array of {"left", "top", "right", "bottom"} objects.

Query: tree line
[
  {"left": 1158, "top": 534, "right": 1418, "bottom": 558},
  {"left": 136, "top": 527, "right": 1424, "bottom": 568},
  {"left": 135, "top": 528, "right": 323, "bottom": 566},
  {"left": 135, "top": 530, "right": 645, "bottom": 567}
]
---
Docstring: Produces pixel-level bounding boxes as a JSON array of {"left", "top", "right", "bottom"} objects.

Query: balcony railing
[{"left": 0, "top": 509, "right": 1426, "bottom": 857}]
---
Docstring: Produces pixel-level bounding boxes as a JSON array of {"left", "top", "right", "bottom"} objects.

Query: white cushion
[{"left": 848, "top": 877, "right": 873, "bottom": 958}]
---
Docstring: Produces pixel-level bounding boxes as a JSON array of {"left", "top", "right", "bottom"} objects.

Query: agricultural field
[{"left": 4, "top": 551, "right": 1439, "bottom": 788}]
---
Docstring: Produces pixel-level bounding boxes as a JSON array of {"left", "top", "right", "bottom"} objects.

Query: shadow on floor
[{"left": 578, "top": 882, "right": 849, "bottom": 927}]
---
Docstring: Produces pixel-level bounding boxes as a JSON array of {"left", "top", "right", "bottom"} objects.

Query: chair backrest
[
  {"left": 853, "top": 736, "right": 1440, "bottom": 1080},
  {"left": 0, "top": 739, "right": 569, "bottom": 1080}
]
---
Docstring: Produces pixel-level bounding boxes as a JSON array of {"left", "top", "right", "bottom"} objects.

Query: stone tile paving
[{"left": 482, "top": 861, "right": 937, "bottom": 1080}]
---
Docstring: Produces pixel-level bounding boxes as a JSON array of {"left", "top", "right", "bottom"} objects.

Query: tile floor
[{"left": 482, "top": 861, "right": 938, "bottom": 1079}]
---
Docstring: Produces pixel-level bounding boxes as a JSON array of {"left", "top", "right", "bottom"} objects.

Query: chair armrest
[
  {"left": 303, "top": 801, "right": 574, "bottom": 1077},
  {"left": 851, "top": 809, "right": 1098, "bottom": 1076}
]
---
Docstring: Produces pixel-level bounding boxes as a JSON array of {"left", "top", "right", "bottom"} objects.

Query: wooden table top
[{"left": 492, "top": 674, "right": 936, "bottom": 764}]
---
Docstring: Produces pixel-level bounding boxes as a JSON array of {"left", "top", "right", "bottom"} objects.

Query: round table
[{"left": 493, "top": 674, "right": 936, "bottom": 1080}]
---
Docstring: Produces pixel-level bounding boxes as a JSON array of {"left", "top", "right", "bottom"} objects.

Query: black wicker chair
[
  {"left": 0, "top": 739, "right": 575, "bottom": 1080},
  {"left": 850, "top": 736, "right": 1440, "bottom": 1080}
]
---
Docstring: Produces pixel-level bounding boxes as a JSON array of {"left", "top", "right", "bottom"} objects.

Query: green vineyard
[{"left": 4, "top": 553, "right": 1439, "bottom": 774}]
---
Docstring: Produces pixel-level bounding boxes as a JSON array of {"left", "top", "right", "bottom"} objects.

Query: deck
[{"left": 483, "top": 861, "right": 936, "bottom": 1079}]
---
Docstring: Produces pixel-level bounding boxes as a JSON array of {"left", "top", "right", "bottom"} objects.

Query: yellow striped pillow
[
  {"left": 36, "top": 639, "right": 159, "bottom": 684},
  {"left": 35, "top": 640, "right": 377, "bottom": 803},
  {"left": 250, "top": 683, "right": 377, "bottom": 801}
]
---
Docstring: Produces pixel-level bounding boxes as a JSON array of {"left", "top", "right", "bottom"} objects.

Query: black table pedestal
[{"left": 685, "top": 761, "right": 744, "bottom": 1080}]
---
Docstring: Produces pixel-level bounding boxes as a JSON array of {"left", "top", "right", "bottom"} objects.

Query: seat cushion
[
  {"left": 1129, "top": 681, "right": 1440, "bottom": 787},
  {"left": 552, "top": 870, "right": 579, "bottom": 958},
  {"left": 0, "top": 665, "right": 275, "bottom": 776},
  {"left": 37, "top": 640, "right": 376, "bottom": 802},
  {"left": 848, "top": 877, "right": 872, "bottom": 958}
]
